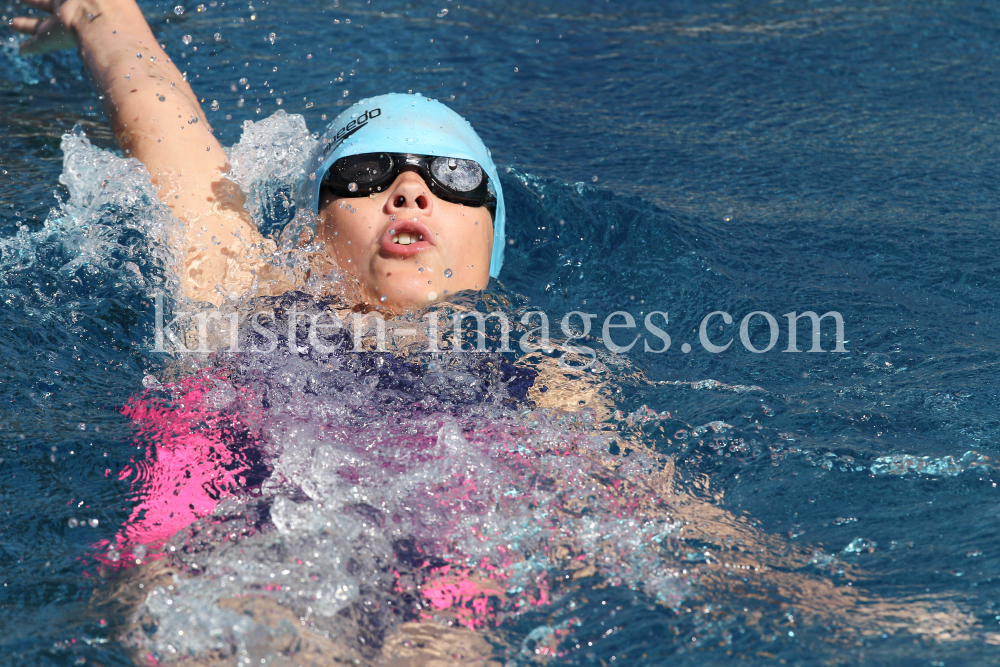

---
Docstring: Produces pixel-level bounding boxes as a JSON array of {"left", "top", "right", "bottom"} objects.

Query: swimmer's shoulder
[{"left": 517, "top": 351, "right": 611, "bottom": 420}]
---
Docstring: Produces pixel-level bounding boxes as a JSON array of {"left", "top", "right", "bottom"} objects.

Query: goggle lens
[
  {"left": 334, "top": 152, "right": 394, "bottom": 185},
  {"left": 429, "top": 157, "right": 484, "bottom": 193}
]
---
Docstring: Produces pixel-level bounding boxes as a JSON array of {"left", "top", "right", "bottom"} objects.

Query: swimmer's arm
[{"left": 12, "top": 0, "right": 269, "bottom": 305}]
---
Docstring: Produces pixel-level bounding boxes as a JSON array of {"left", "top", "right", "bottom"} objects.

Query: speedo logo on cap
[{"left": 330, "top": 107, "right": 381, "bottom": 146}]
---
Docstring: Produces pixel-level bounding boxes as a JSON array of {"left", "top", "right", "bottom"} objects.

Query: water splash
[
  {"left": 0, "top": 128, "right": 181, "bottom": 310},
  {"left": 110, "top": 293, "right": 690, "bottom": 664},
  {"left": 224, "top": 110, "right": 318, "bottom": 238}
]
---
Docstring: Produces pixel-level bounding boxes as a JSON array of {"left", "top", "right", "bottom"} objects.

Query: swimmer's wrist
[{"left": 65, "top": 0, "right": 141, "bottom": 40}]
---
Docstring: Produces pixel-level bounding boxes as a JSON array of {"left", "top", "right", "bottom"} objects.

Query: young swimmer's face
[{"left": 317, "top": 168, "right": 494, "bottom": 309}]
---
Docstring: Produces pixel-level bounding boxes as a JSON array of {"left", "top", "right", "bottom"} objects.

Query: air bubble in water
[
  {"left": 276, "top": 98, "right": 283, "bottom": 106},
  {"left": 268, "top": 32, "right": 276, "bottom": 44},
  {"left": 348, "top": 182, "right": 358, "bottom": 192},
  {"left": 107, "top": 550, "right": 120, "bottom": 562},
  {"left": 174, "top": 4, "right": 184, "bottom": 14},
  {"left": 213, "top": 32, "right": 221, "bottom": 41},
  {"left": 239, "top": 77, "right": 248, "bottom": 86},
  {"left": 67, "top": 518, "right": 79, "bottom": 528},
  {"left": 182, "top": 34, "right": 193, "bottom": 45},
  {"left": 142, "top": 375, "right": 161, "bottom": 389},
  {"left": 211, "top": 236, "right": 221, "bottom": 244},
  {"left": 210, "top": 100, "right": 219, "bottom": 111},
  {"left": 88, "top": 518, "right": 99, "bottom": 528},
  {"left": 437, "top": 8, "right": 448, "bottom": 17},
  {"left": 444, "top": 268, "right": 453, "bottom": 278}
]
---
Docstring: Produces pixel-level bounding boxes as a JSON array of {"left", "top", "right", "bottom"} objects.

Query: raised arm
[{"left": 13, "top": 0, "right": 270, "bottom": 305}]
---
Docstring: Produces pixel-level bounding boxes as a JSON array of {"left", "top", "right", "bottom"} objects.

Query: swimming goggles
[{"left": 322, "top": 152, "right": 497, "bottom": 213}]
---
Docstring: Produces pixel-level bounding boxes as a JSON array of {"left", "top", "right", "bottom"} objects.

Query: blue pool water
[{"left": 4, "top": 0, "right": 1000, "bottom": 664}]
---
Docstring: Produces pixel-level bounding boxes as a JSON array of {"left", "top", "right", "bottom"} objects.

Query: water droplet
[
  {"left": 380, "top": 295, "right": 387, "bottom": 302},
  {"left": 348, "top": 182, "right": 358, "bottom": 192},
  {"left": 213, "top": 32, "right": 221, "bottom": 41},
  {"left": 268, "top": 32, "right": 276, "bottom": 44},
  {"left": 67, "top": 518, "right": 79, "bottom": 528},
  {"left": 276, "top": 97, "right": 283, "bottom": 106},
  {"left": 158, "top": 95, "right": 165, "bottom": 102},
  {"left": 437, "top": 8, "right": 448, "bottom": 17},
  {"left": 418, "top": 267, "right": 424, "bottom": 273},
  {"left": 427, "top": 291, "right": 438, "bottom": 300},
  {"left": 343, "top": 89, "right": 350, "bottom": 97},
  {"left": 182, "top": 34, "right": 193, "bottom": 45},
  {"left": 388, "top": 214, "right": 396, "bottom": 221},
  {"left": 211, "top": 236, "right": 221, "bottom": 244},
  {"left": 405, "top": 138, "right": 416, "bottom": 144},
  {"left": 210, "top": 99, "right": 219, "bottom": 111},
  {"left": 514, "top": 67, "right": 519, "bottom": 72},
  {"left": 239, "top": 77, "right": 248, "bottom": 86},
  {"left": 108, "top": 550, "right": 120, "bottom": 562},
  {"left": 88, "top": 518, "right": 99, "bottom": 528},
  {"left": 173, "top": 5, "right": 185, "bottom": 14},
  {"left": 444, "top": 268, "right": 453, "bottom": 278},
  {"left": 389, "top": 228, "right": 396, "bottom": 235},
  {"left": 136, "top": 53, "right": 142, "bottom": 58}
]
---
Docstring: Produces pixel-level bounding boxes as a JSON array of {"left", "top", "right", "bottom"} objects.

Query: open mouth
[
  {"left": 379, "top": 219, "right": 435, "bottom": 257},
  {"left": 391, "top": 231, "right": 423, "bottom": 245}
]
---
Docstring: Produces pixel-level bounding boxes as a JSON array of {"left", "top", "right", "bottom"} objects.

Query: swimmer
[
  {"left": 12, "top": 0, "right": 503, "bottom": 310},
  {"left": 14, "top": 3, "right": 985, "bottom": 663}
]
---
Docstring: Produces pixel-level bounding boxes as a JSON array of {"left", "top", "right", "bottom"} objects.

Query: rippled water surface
[{"left": 4, "top": 1, "right": 1000, "bottom": 665}]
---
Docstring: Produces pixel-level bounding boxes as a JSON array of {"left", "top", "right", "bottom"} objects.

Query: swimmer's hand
[
  {"left": 11, "top": 0, "right": 85, "bottom": 55},
  {"left": 12, "top": 0, "right": 276, "bottom": 305}
]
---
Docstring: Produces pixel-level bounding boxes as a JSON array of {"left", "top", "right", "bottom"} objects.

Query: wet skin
[{"left": 316, "top": 168, "right": 494, "bottom": 310}]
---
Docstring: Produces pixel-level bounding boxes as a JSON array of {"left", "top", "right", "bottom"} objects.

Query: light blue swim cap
[{"left": 302, "top": 93, "right": 506, "bottom": 278}]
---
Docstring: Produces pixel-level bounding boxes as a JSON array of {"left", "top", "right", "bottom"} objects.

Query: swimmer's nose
[{"left": 385, "top": 170, "right": 433, "bottom": 216}]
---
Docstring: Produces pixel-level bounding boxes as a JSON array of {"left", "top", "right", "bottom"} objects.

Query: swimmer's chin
[{"left": 356, "top": 277, "right": 443, "bottom": 312}]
